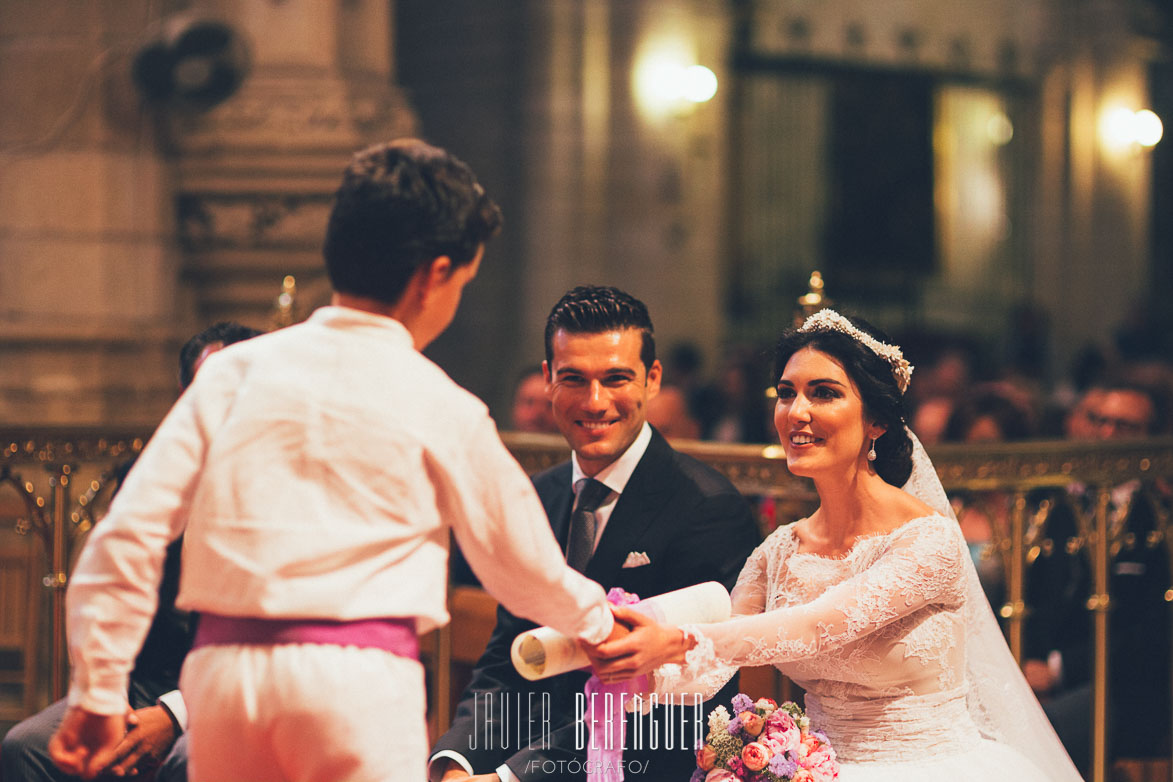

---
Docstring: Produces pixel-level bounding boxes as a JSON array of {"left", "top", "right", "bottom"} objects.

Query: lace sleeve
[
  {"left": 673, "top": 517, "right": 965, "bottom": 676},
  {"left": 655, "top": 533, "right": 772, "bottom": 697}
]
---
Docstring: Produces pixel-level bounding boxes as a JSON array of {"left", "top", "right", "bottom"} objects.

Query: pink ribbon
[{"left": 584, "top": 589, "right": 661, "bottom": 782}]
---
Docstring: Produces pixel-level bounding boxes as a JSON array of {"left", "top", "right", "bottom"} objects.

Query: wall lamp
[
  {"left": 634, "top": 57, "right": 718, "bottom": 119},
  {"left": 1101, "top": 107, "right": 1164, "bottom": 150}
]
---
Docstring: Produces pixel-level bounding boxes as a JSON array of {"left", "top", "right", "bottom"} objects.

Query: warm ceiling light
[{"left": 1134, "top": 109, "right": 1163, "bottom": 147}]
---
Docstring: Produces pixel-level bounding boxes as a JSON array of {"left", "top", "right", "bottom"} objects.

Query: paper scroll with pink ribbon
[
  {"left": 512, "top": 583, "right": 731, "bottom": 781},
  {"left": 509, "top": 581, "right": 731, "bottom": 681}
]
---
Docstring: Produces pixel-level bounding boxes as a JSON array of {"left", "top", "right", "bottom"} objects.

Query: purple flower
[
  {"left": 727, "top": 716, "right": 743, "bottom": 736},
  {"left": 728, "top": 756, "right": 747, "bottom": 777},
  {"left": 811, "top": 730, "right": 829, "bottom": 745},
  {"left": 731, "top": 693, "right": 755, "bottom": 713},
  {"left": 690, "top": 769, "right": 707, "bottom": 782},
  {"left": 768, "top": 754, "right": 799, "bottom": 778},
  {"left": 606, "top": 588, "right": 641, "bottom": 606}
]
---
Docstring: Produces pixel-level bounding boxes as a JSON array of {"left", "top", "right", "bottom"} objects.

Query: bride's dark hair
[{"left": 774, "top": 315, "right": 914, "bottom": 486}]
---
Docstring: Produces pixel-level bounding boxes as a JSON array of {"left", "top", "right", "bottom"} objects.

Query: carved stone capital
[
  {"left": 178, "top": 192, "right": 333, "bottom": 250},
  {"left": 169, "top": 76, "right": 417, "bottom": 154}
]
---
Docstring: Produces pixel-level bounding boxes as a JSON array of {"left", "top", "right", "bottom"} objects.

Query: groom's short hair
[{"left": 543, "top": 285, "right": 656, "bottom": 370}]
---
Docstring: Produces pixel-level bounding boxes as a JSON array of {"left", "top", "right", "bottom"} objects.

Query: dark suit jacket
[{"left": 433, "top": 429, "right": 760, "bottom": 781}]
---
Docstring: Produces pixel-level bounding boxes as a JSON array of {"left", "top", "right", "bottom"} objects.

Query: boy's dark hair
[
  {"left": 179, "top": 321, "right": 264, "bottom": 389},
  {"left": 322, "top": 139, "right": 503, "bottom": 305}
]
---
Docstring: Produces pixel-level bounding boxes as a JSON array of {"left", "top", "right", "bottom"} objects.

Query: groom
[{"left": 429, "top": 285, "right": 760, "bottom": 781}]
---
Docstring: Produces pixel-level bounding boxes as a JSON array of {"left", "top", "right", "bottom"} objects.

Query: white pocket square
[{"left": 621, "top": 551, "right": 651, "bottom": 568}]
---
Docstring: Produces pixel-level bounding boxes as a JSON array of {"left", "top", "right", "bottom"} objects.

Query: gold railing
[
  {"left": 0, "top": 429, "right": 145, "bottom": 721},
  {"left": 2, "top": 430, "right": 1171, "bottom": 780}
]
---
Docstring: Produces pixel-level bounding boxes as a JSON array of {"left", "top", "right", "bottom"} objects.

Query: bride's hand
[{"left": 582, "top": 605, "right": 691, "bottom": 684}]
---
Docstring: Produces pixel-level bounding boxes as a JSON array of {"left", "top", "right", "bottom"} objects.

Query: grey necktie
[{"left": 566, "top": 478, "right": 611, "bottom": 572}]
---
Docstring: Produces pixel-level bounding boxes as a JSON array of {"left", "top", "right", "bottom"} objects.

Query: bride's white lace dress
[{"left": 657, "top": 513, "right": 1083, "bottom": 781}]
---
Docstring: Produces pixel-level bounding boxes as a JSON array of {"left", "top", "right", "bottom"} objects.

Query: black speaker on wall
[{"left": 132, "top": 15, "right": 250, "bottom": 110}]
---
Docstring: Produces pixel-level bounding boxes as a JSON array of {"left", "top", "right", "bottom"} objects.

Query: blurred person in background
[
  {"left": 1025, "top": 380, "right": 1171, "bottom": 774},
  {"left": 942, "top": 388, "right": 1036, "bottom": 611},
  {"left": 909, "top": 395, "right": 955, "bottom": 446},
  {"left": 510, "top": 365, "right": 558, "bottom": 433},
  {"left": 708, "top": 350, "right": 772, "bottom": 443},
  {"left": 902, "top": 337, "right": 980, "bottom": 446},
  {"left": 645, "top": 384, "right": 701, "bottom": 439}
]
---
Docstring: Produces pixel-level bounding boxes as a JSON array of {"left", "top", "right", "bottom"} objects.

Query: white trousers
[{"left": 180, "top": 643, "right": 426, "bottom": 782}]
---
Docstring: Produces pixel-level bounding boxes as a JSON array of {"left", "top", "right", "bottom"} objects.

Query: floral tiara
[{"left": 797, "top": 309, "right": 914, "bottom": 394}]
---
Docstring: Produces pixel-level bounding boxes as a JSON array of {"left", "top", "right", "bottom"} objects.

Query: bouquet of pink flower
[{"left": 690, "top": 694, "right": 838, "bottom": 782}]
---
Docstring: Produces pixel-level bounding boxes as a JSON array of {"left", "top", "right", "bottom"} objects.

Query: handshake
[
  {"left": 433, "top": 584, "right": 728, "bottom": 782},
  {"left": 516, "top": 582, "right": 731, "bottom": 685},
  {"left": 578, "top": 603, "right": 693, "bottom": 685}
]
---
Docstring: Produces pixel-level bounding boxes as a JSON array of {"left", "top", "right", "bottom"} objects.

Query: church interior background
[{"left": 2, "top": 2, "right": 1172, "bottom": 779}]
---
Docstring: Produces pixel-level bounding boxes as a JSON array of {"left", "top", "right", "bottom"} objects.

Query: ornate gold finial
[
  {"left": 272, "top": 274, "right": 297, "bottom": 329},
  {"left": 795, "top": 270, "right": 830, "bottom": 325}
]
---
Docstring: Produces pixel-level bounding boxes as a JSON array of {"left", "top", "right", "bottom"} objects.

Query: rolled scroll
[{"left": 510, "top": 581, "right": 731, "bottom": 681}]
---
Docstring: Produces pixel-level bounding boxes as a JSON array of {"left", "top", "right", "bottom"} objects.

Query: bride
[{"left": 588, "top": 310, "right": 1083, "bottom": 781}]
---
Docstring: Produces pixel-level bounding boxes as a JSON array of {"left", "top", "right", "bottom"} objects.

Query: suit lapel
[{"left": 586, "top": 430, "right": 675, "bottom": 587}]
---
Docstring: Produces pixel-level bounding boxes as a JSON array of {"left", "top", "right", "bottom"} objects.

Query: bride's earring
[{"left": 867, "top": 438, "right": 877, "bottom": 462}]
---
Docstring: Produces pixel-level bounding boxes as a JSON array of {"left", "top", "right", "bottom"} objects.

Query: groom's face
[{"left": 544, "top": 328, "right": 661, "bottom": 477}]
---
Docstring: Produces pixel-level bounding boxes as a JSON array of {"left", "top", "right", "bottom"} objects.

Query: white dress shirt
[
  {"left": 65, "top": 306, "right": 612, "bottom": 715},
  {"left": 569, "top": 421, "right": 652, "bottom": 551}
]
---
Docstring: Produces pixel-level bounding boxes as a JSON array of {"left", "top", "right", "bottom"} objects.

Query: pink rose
[
  {"left": 739, "top": 710, "right": 765, "bottom": 736},
  {"left": 755, "top": 697, "right": 778, "bottom": 716},
  {"left": 696, "top": 745, "right": 717, "bottom": 771},
  {"left": 764, "top": 711, "right": 800, "bottom": 752},
  {"left": 796, "top": 732, "right": 816, "bottom": 751},
  {"left": 761, "top": 737, "right": 787, "bottom": 757},
  {"left": 704, "top": 770, "right": 737, "bottom": 782},
  {"left": 800, "top": 748, "right": 839, "bottom": 782},
  {"left": 741, "top": 741, "right": 771, "bottom": 772},
  {"left": 792, "top": 770, "right": 815, "bottom": 782}
]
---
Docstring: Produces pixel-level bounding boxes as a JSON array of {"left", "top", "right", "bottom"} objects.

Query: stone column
[
  {"left": 171, "top": 0, "right": 417, "bottom": 329},
  {"left": 0, "top": 0, "right": 416, "bottom": 428},
  {"left": 0, "top": 2, "right": 182, "bottom": 427}
]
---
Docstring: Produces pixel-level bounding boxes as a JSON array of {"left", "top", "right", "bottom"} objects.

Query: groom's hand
[
  {"left": 583, "top": 605, "right": 690, "bottom": 683},
  {"left": 104, "top": 704, "right": 179, "bottom": 777}
]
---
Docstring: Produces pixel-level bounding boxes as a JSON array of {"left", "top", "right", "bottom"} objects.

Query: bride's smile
[{"left": 775, "top": 346, "right": 877, "bottom": 479}]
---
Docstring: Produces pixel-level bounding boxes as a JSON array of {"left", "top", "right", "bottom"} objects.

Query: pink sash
[{"left": 194, "top": 614, "right": 419, "bottom": 659}]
